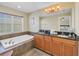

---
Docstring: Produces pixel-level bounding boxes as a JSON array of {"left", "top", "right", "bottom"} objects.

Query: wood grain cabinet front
[
  {"left": 44, "top": 36, "right": 51, "bottom": 54},
  {"left": 63, "top": 44, "right": 77, "bottom": 56},
  {"left": 51, "top": 37, "right": 63, "bottom": 56},
  {"left": 34, "top": 34, "right": 44, "bottom": 50},
  {"left": 34, "top": 34, "right": 77, "bottom": 56},
  {"left": 62, "top": 39, "right": 77, "bottom": 56},
  {"left": 51, "top": 37, "right": 77, "bottom": 56}
]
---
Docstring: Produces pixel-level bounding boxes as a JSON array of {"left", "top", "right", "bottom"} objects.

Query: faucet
[
  {"left": 62, "top": 32, "right": 64, "bottom": 35},
  {"left": 9, "top": 40, "right": 13, "bottom": 44}
]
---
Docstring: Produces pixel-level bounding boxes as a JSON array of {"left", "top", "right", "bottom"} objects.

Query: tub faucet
[{"left": 9, "top": 40, "right": 13, "bottom": 44}]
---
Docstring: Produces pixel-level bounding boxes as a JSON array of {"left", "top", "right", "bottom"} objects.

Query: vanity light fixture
[
  {"left": 44, "top": 9, "right": 49, "bottom": 13},
  {"left": 44, "top": 9, "right": 48, "bottom": 12},
  {"left": 52, "top": 7, "right": 55, "bottom": 10},
  {"left": 48, "top": 8, "right": 52, "bottom": 11},
  {"left": 57, "top": 5, "right": 60, "bottom": 9},
  {"left": 44, "top": 5, "right": 61, "bottom": 13}
]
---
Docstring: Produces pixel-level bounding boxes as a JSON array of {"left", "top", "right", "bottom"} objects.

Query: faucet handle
[{"left": 8, "top": 40, "right": 13, "bottom": 44}]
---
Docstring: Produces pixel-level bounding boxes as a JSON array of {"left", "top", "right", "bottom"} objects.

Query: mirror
[
  {"left": 38, "top": 8, "right": 73, "bottom": 32},
  {"left": 29, "top": 8, "right": 74, "bottom": 33},
  {"left": 59, "top": 15, "right": 72, "bottom": 32}
]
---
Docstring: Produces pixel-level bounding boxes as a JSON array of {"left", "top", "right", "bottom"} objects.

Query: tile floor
[{"left": 22, "top": 48, "right": 50, "bottom": 56}]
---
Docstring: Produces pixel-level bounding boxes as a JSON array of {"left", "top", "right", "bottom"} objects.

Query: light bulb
[
  {"left": 44, "top": 9, "right": 48, "bottom": 12},
  {"left": 48, "top": 8, "right": 52, "bottom": 11},
  {"left": 57, "top": 6, "right": 60, "bottom": 9},
  {"left": 52, "top": 7, "right": 55, "bottom": 10},
  {"left": 44, "top": 9, "right": 49, "bottom": 13}
]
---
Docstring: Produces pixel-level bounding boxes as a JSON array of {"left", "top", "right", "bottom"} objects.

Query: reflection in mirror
[{"left": 38, "top": 8, "right": 73, "bottom": 33}]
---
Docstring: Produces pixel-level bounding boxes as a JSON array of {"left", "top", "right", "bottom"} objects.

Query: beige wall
[
  {"left": 0, "top": 5, "right": 28, "bottom": 31},
  {"left": 29, "top": 14, "right": 40, "bottom": 32},
  {"left": 74, "top": 2, "right": 79, "bottom": 36}
]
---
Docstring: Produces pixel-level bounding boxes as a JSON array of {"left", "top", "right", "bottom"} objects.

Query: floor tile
[{"left": 22, "top": 48, "right": 50, "bottom": 56}]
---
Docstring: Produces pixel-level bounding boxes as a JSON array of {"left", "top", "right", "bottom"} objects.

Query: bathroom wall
[
  {"left": 28, "top": 13, "right": 40, "bottom": 32},
  {"left": 74, "top": 2, "right": 79, "bottom": 36},
  {"left": 0, "top": 5, "right": 28, "bottom": 31}
]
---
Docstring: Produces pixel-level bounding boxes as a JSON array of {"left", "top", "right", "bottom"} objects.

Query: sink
[
  {"left": 57, "top": 35, "right": 69, "bottom": 38},
  {"left": 38, "top": 32, "right": 45, "bottom": 34}
]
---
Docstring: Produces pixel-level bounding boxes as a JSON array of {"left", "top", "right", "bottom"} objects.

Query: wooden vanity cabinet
[
  {"left": 34, "top": 34, "right": 44, "bottom": 50},
  {"left": 44, "top": 36, "right": 51, "bottom": 54},
  {"left": 34, "top": 34, "right": 77, "bottom": 56},
  {"left": 34, "top": 34, "right": 51, "bottom": 54},
  {"left": 51, "top": 37, "right": 63, "bottom": 56},
  {"left": 62, "top": 39, "right": 77, "bottom": 56},
  {"left": 63, "top": 43, "right": 77, "bottom": 56},
  {"left": 51, "top": 37, "right": 77, "bottom": 56}
]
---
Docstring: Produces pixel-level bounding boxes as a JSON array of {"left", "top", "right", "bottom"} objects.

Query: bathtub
[{"left": 0, "top": 35, "right": 34, "bottom": 49}]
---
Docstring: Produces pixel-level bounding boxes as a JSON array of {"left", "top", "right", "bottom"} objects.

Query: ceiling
[{"left": 0, "top": 2, "right": 58, "bottom": 13}]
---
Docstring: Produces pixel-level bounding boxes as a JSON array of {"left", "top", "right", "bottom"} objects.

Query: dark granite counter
[
  {"left": 0, "top": 31, "right": 78, "bottom": 41},
  {"left": 27, "top": 32, "right": 79, "bottom": 41}
]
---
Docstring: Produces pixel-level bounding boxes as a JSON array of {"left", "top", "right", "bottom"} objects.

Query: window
[{"left": 0, "top": 12, "right": 24, "bottom": 35}]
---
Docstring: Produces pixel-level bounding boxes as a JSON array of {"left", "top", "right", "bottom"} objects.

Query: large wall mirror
[
  {"left": 38, "top": 8, "right": 74, "bottom": 32},
  {"left": 29, "top": 8, "right": 75, "bottom": 33}
]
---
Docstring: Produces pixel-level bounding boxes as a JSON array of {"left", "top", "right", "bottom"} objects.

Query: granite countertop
[{"left": 29, "top": 32, "right": 78, "bottom": 41}]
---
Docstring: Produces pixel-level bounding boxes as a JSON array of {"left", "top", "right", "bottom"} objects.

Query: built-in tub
[
  {"left": 0, "top": 35, "right": 33, "bottom": 48},
  {"left": 0, "top": 34, "right": 34, "bottom": 55}
]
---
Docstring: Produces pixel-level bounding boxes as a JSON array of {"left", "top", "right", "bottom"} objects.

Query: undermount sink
[
  {"left": 57, "top": 35, "right": 69, "bottom": 38},
  {"left": 38, "top": 32, "right": 45, "bottom": 34}
]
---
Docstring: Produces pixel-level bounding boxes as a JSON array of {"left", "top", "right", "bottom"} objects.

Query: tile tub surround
[
  {"left": 12, "top": 40, "right": 34, "bottom": 56},
  {"left": 0, "top": 31, "right": 29, "bottom": 40}
]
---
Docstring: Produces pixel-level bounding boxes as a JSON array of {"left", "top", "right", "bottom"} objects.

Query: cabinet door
[
  {"left": 34, "top": 34, "right": 44, "bottom": 50},
  {"left": 51, "top": 37, "right": 77, "bottom": 56},
  {"left": 44, "top": 36, "right": 51, "bottom": 54},
  {"left": 62, "top": 39, "right": 77, "bottom": 56},
  {"left": 63, "top": 42, "right": 77, "bottom": 56},
  {"left": 52, "top": 37, "right": 63, "bottom": 56}
]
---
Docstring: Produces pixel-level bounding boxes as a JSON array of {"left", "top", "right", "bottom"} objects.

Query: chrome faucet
[
  {"left": 62, "top": 32, "right": 64, "bottom": 35},
  {"left": 9, "top": 40, "right": 13, "bottom": 44}
]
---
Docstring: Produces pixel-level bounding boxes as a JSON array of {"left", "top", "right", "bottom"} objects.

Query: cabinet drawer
[{"left": 62, "top": 39, "right": 77, "bottom": 46}]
